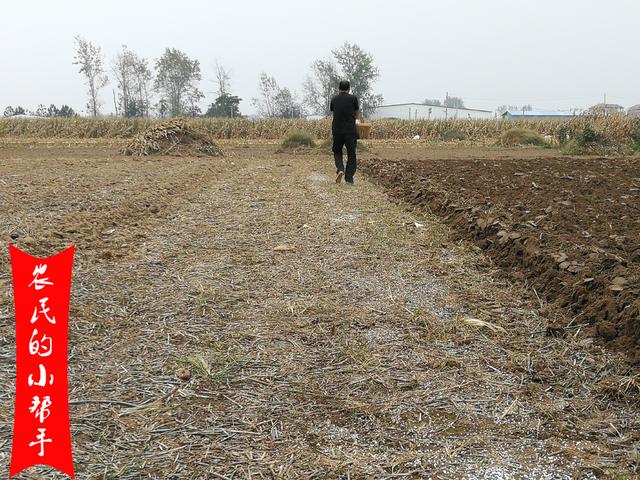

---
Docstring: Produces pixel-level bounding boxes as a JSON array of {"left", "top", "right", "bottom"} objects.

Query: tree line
[
  {"left": 423, "top": 96, "right": 466, "bottom": 109},
  {"left": 3, "top": 104, "right": 77, "bottom": 118},
  {"left": 3, "top": 37, "right": 385, "bottom": 120}
]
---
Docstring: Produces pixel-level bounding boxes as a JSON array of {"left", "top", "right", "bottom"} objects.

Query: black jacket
[{"left": 330, "top": 93, "right": 359, "bottom": 135}]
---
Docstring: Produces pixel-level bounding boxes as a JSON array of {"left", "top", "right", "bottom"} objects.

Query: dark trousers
[{"left": 332, "top": 132, "right": 357, "bottom": 182}]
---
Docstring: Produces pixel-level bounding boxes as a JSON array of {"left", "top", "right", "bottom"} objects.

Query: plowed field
[{"left": 362, "top": 145, "right": 640, "bottom": 364}]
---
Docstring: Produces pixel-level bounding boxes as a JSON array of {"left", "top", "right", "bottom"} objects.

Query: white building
[
  {"left": 370, "top": 102, "right": 494, "bottom": 120},
  {"left": 502, "top": 110, "right": 575, "bottom": 120},
  {"left": 627, "top": 104, "right": 640, "bottom": 118}
]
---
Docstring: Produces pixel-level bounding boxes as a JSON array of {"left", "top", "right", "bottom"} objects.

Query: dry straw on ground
[{"left": 0, "top": 140, "right": 638, "bottom": 478}]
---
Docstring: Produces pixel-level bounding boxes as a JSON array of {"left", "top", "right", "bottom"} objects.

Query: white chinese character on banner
[
  {"left": 28, "top": 428, "right": 52, "bottom": 457},
  {"left": 29, "top": 395, "right": 52, "bottom": 423},
  {"left": 29, "top": 329, "right": 53, "bottom": 357},
  {"left": 27, "top": 364, "right": 54, "bottom": 387},
  {"left": 30, "top": 297, "right": 56, "bottom": 325},
  {"left": 29, "top": 264, "right": 54, "bottom": 291}
]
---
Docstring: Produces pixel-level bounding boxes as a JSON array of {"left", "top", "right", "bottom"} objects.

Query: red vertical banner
[{"left": 9, "top": 245, "right": 75, "bottom": 479}]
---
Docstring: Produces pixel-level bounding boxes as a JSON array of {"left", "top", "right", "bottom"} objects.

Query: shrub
[
  {"left": 562, "top": 124, "right": 615, "bottom": 155},
  {"left": 561, "top": 124, "right": 633, "bottom": 155},
  {"left": 575, "top": 124, "right": 603, "bottom": 146},
  {"left": 441, "top": 128, "right": 466, "bottom": 141},
  {"left": 560, "top": 139, "right": 585, "bottom": 155},
  {"left": 555, "top": 123, "right": 571, "bottom": 145},
  {"left": 280, "top": 130, "right": 315, "bottom": 149},
  {"left": 499, "top": 128, "right": 546, "bottom": 146}
]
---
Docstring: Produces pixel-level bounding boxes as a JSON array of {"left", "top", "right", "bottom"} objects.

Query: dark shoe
[
  {"left": 345, "top": 179, "right": 354, "bottom": 186},
  {"left": 335, "top": 171, "right": 344, "bottom": 184}
]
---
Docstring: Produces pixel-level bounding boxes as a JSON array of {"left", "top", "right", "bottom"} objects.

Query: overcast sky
[{"left": 1, "top": 0, "right": 638, "bottom": 115}]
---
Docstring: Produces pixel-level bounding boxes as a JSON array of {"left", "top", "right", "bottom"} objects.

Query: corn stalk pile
[{"left": 120, "top": 119, "right": 224, "bottom": 157}]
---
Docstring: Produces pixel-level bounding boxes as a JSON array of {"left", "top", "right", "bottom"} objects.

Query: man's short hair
[{"left": 339, "top": 80, "right": 350, "bottom": 92}]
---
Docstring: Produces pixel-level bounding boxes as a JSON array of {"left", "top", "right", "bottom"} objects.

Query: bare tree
[
  {"left": 205, "top": 62, "right": 241, "bottom": 118},
  {"left": 112, "top": 45, "right": 134, "bottom": 116},
  {"left": 273, "top": 87, "right": 303, "bottom": 119},
  {"left": 214, "top": 62, "right": 231, "bottom": 98},
  {"left": 252, "top": 73, "right": 279, "bottom": 118},
  {"left": 252, "top": 73, "right": 302, "bottom": 119},
  {"left": 303, "top": 59, "right": 340, "bottom": 116},
  {"left": 73, "top": 36, "right": 108, "bottom": 116},
  {"left": 132, "top": 56, "right": 153, "bottom": 117},
  {"left": 113, "top": 45, "right": 152, "bottom": 117}
]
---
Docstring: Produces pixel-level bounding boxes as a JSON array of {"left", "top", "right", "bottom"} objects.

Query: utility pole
[{"left": 445, "top": 92, "right": 449, "bottom": 120}]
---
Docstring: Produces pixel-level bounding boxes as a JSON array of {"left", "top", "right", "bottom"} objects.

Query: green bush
[
  {"left": 499, "top": 128, "right": 546, "bottom": 146},
  {"left": 555, "top": 123, "right": 571, "bottom": 145},
  {"left": 575, "top": 124, "right": 603, "bottom": 146},
  {"left": 441, "top": 128, "right": 466, "bottom": 141},
  {"left": 562, "top": 124, "right": 614, "bottom": 155},
  {"left": 560, "top": 139, "right": 585, "bottom": 155},
  {"left": 561, "top": 124, "right": 632, "bottom": 155},
  {"left": 280, "top": 130, "right": 315, "bottom": 149}
]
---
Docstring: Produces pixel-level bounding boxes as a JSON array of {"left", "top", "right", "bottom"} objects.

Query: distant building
[
  {"left": 370, "top": 103, "right": 493, "bottom": 121},
  {"left": 4, "top": 114, "right": 41, "bottom": 119},
  {"left": 627, "top": 104, "right": 640, "bottom": 117},
  {"left": 588, "top": 103, "right": 625, "bottom": 116},
  {"left": 502, "top": 110, "right": 575, "bottom": 120}
]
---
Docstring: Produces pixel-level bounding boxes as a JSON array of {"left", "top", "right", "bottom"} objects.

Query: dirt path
[{"left": 0, "top": 142, "right": 638, "bottom": 479}]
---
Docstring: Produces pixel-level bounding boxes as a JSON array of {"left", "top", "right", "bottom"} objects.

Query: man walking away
[{"left": 330, "top": 80, "right": 360, "bottom": 185}]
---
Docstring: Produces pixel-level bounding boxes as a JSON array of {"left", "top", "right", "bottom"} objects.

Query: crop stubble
[{"left": 0, "top": 140, "right": 638, "bottom": 478}]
